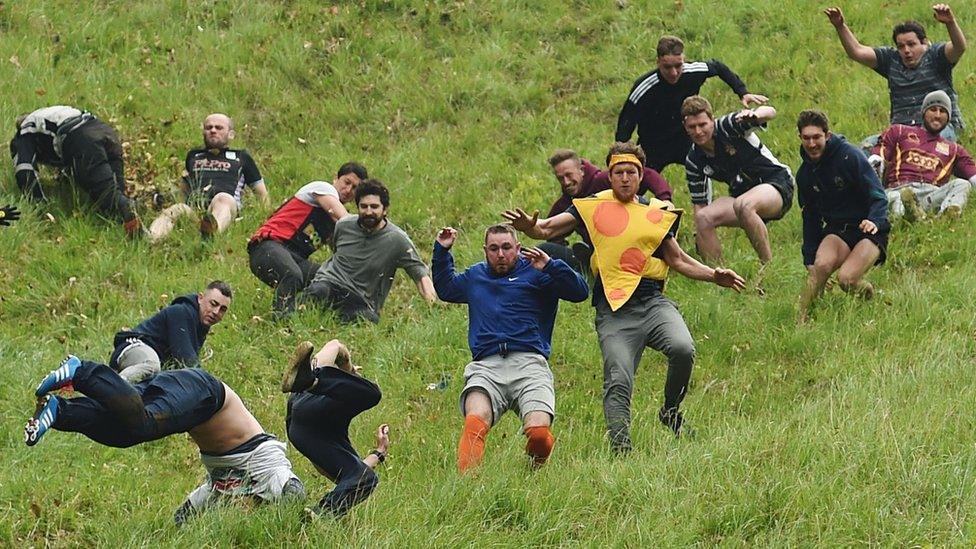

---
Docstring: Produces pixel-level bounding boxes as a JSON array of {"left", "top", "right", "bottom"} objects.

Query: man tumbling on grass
[
  {"left": 25, "top": 356, "right": 304, "bottom": 525},
  {"left": 504, "top": 142, "right": 745, "bottom": 452},
  {"left": 282, "top": 339, "right": 390, "bottom": 517},
  {"left": 432, "top": 224, "right": 588, "bottom": 472}
]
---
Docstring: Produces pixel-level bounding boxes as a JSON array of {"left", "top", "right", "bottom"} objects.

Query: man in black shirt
[
  {"left": 616, "top": 36, "right": 768, "bottom": 172},
  {"left": 682, "top": 95, "right": 794, "bottom": 266},
  {"left": 149, "top": 113, "right": 269, "bottom": 241},
  {"left": 10, "top": 106, "right": 142, "bottom": 237}
]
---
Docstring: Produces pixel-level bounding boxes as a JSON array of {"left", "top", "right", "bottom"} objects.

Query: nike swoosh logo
[{"left": 508, "top": 277, "right": 518, "bottom": 281}]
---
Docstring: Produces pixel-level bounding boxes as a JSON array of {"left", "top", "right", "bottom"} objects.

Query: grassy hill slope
[{"left": 3, "top": 0, "right": 976, "bottom": 545}]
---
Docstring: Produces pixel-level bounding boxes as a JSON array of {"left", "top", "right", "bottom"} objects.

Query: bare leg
[
  {"left": 148, "top": 203, "right": 194, "bottom": 242},
  {"left": 731, "top": 184, "right": 785, "bottom": 264},
  {"left": 798, "top": 235, "right": 849, "bottom": 324},
  {"left": 836, "top": 238, "right": 881, "bottom": 299},
  {"left": 208, "top": 192, "right": 239, "bottom": 233},
  {"left": 693, "top": 197, "right": 738, "bottom": 265}
]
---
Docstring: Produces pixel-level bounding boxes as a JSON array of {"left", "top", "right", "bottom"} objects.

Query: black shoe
[
  {"left": 281, "top": 341, "right": 315, "bottom": 393},
  {"left": 659, "top": 406, "right": 693, "bottom": 438},
  {"left": 571, "top": 242, "right": 593, "bottom": 271},
  {"left": 607, "top": 426, "right": 632, "bottom": 455}
]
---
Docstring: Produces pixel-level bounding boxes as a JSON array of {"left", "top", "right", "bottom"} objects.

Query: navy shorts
[{"left": 825, "top": 221, "right": 889, "bottom": 265}]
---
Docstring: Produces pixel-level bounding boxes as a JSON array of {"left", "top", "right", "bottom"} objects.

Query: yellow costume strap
[{"left": 573, "top": 190, "right": 680, "bottom": 311}]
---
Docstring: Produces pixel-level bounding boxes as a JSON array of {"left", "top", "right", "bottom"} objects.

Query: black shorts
[
  {"left": 735, "top": 176, "right": 794, "bottom": 221},
  {"left": 824, "top": 221, "right": 888, "bottom": 265}
]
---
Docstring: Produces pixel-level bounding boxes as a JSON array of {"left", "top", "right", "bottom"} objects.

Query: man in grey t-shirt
[
  {"left": 302, "top": 179, "right": 436, "bottom": 323},
  {"left": 825, "top": 4, "right": 967, "bottom": 139}
]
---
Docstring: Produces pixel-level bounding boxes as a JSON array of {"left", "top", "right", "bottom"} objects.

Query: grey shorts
[{"left": 459, "top": 352, "right": 555, "bottom": 426}]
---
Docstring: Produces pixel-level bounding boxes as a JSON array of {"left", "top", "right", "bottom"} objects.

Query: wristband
[{"left": 369, "top": 449, "right": 386, "bottom": 463}]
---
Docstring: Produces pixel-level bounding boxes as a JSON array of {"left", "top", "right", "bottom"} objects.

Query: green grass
[{"left": 3, "top": 0, "right": 976, "bottom": 545}]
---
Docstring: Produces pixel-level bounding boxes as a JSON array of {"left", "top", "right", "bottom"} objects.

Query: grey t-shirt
[
  {"left": 873, "top": 42, "right": 962, "bottom": 128},
  {"left": 312, "top": 215, "right": 428, "bottom": 313}
]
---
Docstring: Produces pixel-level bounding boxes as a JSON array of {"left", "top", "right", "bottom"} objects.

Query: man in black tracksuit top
[
  {"left": 795, "top": 110, "right": 889, "bottom": 323},
  {"left": 108, "top": 281, "right": 232, "bottom": 382},
  {"left": 615, "top": 36, "right": 768, "bottom": 172},
  {"left": 10, "top": 106, "right": 141, "bottom": 236}
]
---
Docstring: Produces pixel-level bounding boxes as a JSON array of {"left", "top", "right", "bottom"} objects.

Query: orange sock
[
  {"left": 457, "top": 415, "right": 490, "bottom": 472},
  {"left": 524, "top": 425, "right": 555, "bottom": 467}
]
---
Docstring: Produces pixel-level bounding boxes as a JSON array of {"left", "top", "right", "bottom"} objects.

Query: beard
[{"left": 358, "top": 214, "right": 385, "bottom": 231}]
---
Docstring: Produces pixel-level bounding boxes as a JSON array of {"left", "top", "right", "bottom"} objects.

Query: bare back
[{"left": 188, "top": 383, "right": 264, "bottom": 454}]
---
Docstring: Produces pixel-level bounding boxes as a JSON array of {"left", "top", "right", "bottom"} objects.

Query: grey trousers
[
  {"left": 595, "top": 293, "right": 695, "bottom": 445},
  {"left": 886, "top": 179, "right": 970, "bottom": 217},
  {"left": 115, "top": 340, "right": 162, "bottom": 383}
]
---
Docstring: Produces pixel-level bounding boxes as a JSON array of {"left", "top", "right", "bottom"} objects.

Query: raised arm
[
  {"left": 432, "top": 227, "right": 469, "bottom": 303},
  {"left": 501, "top": 209, "right": 578, "bottom": 241},
  {"left": 522, "top": 247, "right": 589, "bottom": 303},
  {"left": 659, "top": 237, "right": 745, "bottom": 290},
  {"left": 935, "top": 4, "right": 967, "bottom": 63},
  {"left": 824, "top": 7, "right": 878, "bottom": 68}
]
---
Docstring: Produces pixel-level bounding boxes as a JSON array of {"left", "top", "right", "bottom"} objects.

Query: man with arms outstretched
[
  {"left": 504, "top": 142, "right": 745, "bottom": 452},
  {"left": 682, "top": 95, "right": 794, "bottom": 265},
  {"left": 616, "top": 35, "right": 768, "bottom": 172},
  {"left": 433, "top": 224, "right": 588, "bottom": 471},
  {"left": 825, "top": 4, "right": 966, "bottom": 140},
  {"left": 282, "top": 339, "right": 389, "bottom": 517},
  {"left": 149, "top": 113, "right": 269, "bottom": 241},
  {"left": 795, "top": 110, "right": 889, "bottom": 323},
  {"left": 25, "top": 355, "right": 304, "bottom": 525}
]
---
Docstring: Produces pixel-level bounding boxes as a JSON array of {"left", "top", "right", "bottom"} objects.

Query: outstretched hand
[
  {"left": 823, "top": 7, "right": 845, "bottom": 27},
  {"left": 436, "top": 226, "right": 458, "bottom": 249},
  {"left": 376, "top": 424, "right": 390, "bottom": 453},
  {"left": 521, "top": 246, "right": 551, "bottom": 271},
  {"left": 933, "top": 4, "right": 955, "bottom": 24},
  {"left": 713, "top": 267, "right": 746, "bottom": 292},
  {"left": 501, "top": 208, "right": 539, "bottom": 233},
  {"left": 740, "top": 93, "right": 769, "bottom": 107},
  {"left": 735, "top": 109, "right": 761, "bottom": 125},
  {"left": 859, "top": 219, "right": 878, "bottom": 234},
  {"left": 0, "top": 204, "right": 20, "bottom": 227}
]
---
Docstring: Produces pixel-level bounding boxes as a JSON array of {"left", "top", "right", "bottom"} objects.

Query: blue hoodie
[
  {"left": 109, "top": 293, "right": 210, "bottom": 369},
  {"left": 432, "top": 242, "right": 588, "bottom": 360},
  {"left": 797, "top": 134, "right": 889, "bottom": 265}
]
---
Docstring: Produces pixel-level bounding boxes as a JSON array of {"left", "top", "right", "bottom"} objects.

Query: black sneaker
[
  {"left": 659, "top": 406, "right": 693, "bottom": 438},
  {"left": 571, "top": 242, "right": 593, "bottom": 272},
  {"left": 281, "top": 341, "right": 316, "bottom": 393},
  {"left": 607, "top": 426, "right": 632, "bottom": 455}
]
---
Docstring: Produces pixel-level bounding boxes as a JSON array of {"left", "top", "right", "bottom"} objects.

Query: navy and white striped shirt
[
  {"left": 684, "top": 113, "right": 792, "bottom": 205},
  {"left": 872, "top": 42, "right": 962, "bottom": 129}
]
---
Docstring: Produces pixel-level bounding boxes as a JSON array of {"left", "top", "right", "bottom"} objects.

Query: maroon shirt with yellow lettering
[{"left": 878, "top": 124, "right": 976, "bottom": 188}]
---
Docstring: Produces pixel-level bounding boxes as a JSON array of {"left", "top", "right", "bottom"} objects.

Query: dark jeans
[
  {"left": 52, "top": 361, "right": 225, "bottom": 448},
  {"left": 248, "top": 239, "right": 320, "bottom": 315},
  {"left": 301, "top": 279, "right": 379, "bottom": 324},
  {"left": 61, "top": 120, "right": 136, "bottom": 222},
  {"left": 286, "top": 367, "right": 382, "bottom": 516}
]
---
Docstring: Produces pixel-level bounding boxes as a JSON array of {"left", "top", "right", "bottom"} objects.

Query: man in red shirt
[
  {"left": 540, "top": 148, "right": 672, "bottom": 271},
  {"left": 877, "top": 91, "right": 976, "bottom": 220}
]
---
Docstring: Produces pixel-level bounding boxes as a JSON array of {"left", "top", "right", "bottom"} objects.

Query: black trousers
[
  {"left": 248, "top": 239, "right": 320, "bottom": 315},
  {"left": 53, "top": 361, "right": 225, "bottom": 448},
  {"left": 301, "top": 279, "right": 379, "bottom": 324},
  {"left": 642, "top": 136, "right": 692, "bottom": 173},
  {"left": 286, "top": 367, "right": 382, "bottom": 516},
  {"left": 61, "top": 120, "right": 136, "bottom": 222}
]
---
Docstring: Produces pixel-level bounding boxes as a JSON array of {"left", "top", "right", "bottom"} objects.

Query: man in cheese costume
[{"left": 504, "top": 142, "right": 745, "bottom": 451}]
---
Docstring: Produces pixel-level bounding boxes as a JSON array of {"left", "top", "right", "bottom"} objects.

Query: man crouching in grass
[
  {"left": 796, "top": 110, "right": 889, "bottom": 324},
  {"left": 432, "top": 224, "right": 588, "bottom": 472},
  {"left": 25, "top": 355, "right": 305, "bottom": 525}
]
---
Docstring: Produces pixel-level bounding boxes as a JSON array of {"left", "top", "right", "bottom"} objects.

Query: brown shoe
[
  {"left": 123, "top": 216, "right": 143, "bottom": 239},
  {"left": 281, "top": 341, "right": 316, "bottom": 393},
  {"left": 199, "top": 212, "right": 218, "bottom": 239}
]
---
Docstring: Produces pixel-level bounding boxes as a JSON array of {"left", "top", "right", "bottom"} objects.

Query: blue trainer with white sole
[{"left": 35, "top": 355, "right": 81, "bottom": 397}]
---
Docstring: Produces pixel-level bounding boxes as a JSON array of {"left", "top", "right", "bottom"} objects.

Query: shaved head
[{"left": 202, "top": 113, "right": 235, "bottom": 149}]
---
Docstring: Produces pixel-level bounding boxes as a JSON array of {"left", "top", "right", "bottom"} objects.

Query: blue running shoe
[
  {"left": 35, "top": 355, "right": 82, "bottom": 397},
  {"left": 25, "top": 395, "right": 58, "bottom": 446}
]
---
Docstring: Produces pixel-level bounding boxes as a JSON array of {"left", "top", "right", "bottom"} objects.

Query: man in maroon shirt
[
  {"left": 539, "top": 148, "right": 673, "bottom": 271},
  {"left": 876, "top": 91, "right": 976, "bottom": 220}
]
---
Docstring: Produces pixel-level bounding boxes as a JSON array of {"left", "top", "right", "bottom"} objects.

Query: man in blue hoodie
[
  {"left": 433, "top": 224, "right": 588, "bottom": 472},
  {"left": 795, "top": 110, "right": 889, "bottom": 323},
  {"left": 109, "top": 280, "right": 232, "bottom": 382}
]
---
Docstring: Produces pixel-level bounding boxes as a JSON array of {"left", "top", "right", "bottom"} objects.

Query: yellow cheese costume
[{"left": 572, "top": 189, "right": 680, "bottom": 311}]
